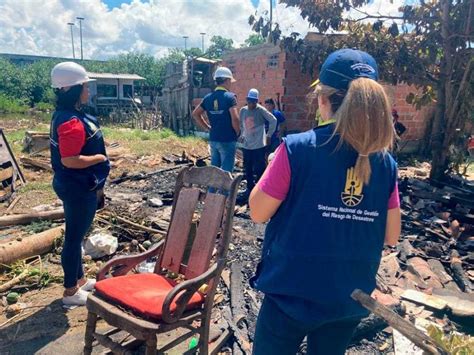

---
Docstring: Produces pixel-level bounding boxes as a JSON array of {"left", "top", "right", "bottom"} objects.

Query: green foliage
[
  {"left": 84, "top": 52, "right": 164, "bottom": 88},
  {"left": 184, "top": 47, "right": 203, "bottom": 57},
  {"left": 427, "top": 325, "right": 474, "bottom": 354},
  {"left": 207, "top": 36, "right": 234, "bottom": 59},
  {"left": 34, "top": 102, "right": 54, "bottom": 112},
  {"left": 243, "top": 34, "right": 266, "bottom": 47},
  {"left": 0, "top": 93, "right": 29, "bottom": 113}
]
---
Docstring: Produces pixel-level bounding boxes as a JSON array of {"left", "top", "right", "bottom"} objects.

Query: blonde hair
[{"left": 316, "top": 78, "right": 394, "bottom": 185}]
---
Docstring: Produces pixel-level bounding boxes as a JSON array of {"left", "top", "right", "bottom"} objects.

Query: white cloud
[
  {"left": 0, "top": 0, "right": 402, "bottom": 60},
  {"left": 0, "top": 0, "right": 259, "bottom": 59}
]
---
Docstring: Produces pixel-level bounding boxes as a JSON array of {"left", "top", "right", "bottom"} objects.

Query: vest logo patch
[
  {"left": 341, "top": 167, "right": 364, "bottom": 207},
  {"left": 213, "top": 99, "right": 219, "bottom": 111}
]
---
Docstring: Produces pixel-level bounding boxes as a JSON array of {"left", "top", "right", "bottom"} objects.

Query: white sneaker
[
  {"left": 79, "top": 278, "right": 96, "bottom": 292},
  {"left": 62, "top": 288, "right": 89, "bottom": 306}
]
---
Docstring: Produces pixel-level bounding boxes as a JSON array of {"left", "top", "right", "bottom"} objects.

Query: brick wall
[
  {"left": 222, "top": 44, "right": 285, "bottom": 109},
  {"left": 281, "top": 52, "right": 316, "bottom": 132},
  {"left": 223, "top": 44, "right": 433, "bottom": 146},
  {"left": 383, "top": 84, "right": 434, "bottom": 142}
]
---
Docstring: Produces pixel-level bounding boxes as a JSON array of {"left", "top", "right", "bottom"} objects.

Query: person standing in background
[
  {"left": 192, "top": 67, "right": 240, "bottom": 172},
  {"left": 240, "top": 88, "right": 277, "bottom": 198},
  {"left": 264, "top": 98, "right": 286, "bottom": 153}
]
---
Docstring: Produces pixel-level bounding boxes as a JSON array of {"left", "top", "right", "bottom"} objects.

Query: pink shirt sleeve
[
  {"left": 257, "top": 143, "right": 291, "bottom": 201},
  {"left": 388, "top": 182, "right": 400, "bottom": 210}
]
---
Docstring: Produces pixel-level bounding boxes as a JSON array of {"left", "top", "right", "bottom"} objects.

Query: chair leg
[
  {"left": 145, "top": 335, "right": 157, "bottom": 355},
  {"left": 198, "top": 316, "right": 211, "bottom": 354},
  {"left": 84, "top": 312, "right": 98, "bottom": 355}
]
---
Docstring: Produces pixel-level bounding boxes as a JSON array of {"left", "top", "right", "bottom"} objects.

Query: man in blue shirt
[
  {"left": 264, "top": 98, "right": 286, "bottom": 153},
  {"left": 192, "top": 67, "right": 240, "bottom": 172}
]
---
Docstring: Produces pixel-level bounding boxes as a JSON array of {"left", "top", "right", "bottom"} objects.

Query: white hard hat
[
  {"left": 247, "top": 88, "right": 259, "bottom": 100},
  {"left": 213, "top": 66, "right": 236, "bottom": 82},
  {"left": 51, "top": 62, "right": 95, "bottom": 89}
]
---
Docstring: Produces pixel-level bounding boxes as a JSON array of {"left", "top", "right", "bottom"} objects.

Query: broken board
[{"left": 0, "top": 129, "right": 26, "bottom": 201}]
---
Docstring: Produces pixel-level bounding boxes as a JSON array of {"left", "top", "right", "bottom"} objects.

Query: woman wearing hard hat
[{"left": 50, "top": 62, "right": 110, "bottom": 306}]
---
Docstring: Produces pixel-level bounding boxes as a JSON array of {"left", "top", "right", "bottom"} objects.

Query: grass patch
[
  {"left": 0, "top": 94, "right": 29, "bottom": 114},
  {"left": 102, "top": 127, "right": 206, "bottom": 156},
  {"left": 19, "top": 181, "right": 53, "bottom": 193}
]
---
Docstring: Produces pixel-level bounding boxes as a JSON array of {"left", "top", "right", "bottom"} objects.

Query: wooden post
[{"left": 351, "top": 289, "right": 448, "bottom": 355}]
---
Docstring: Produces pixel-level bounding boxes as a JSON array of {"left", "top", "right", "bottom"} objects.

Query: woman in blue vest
[
  {"left": 249, "top": 49, "right": 401, "bottom": 354},
  {"left": 50, "top": 62, "right": 110, "bottom": 306}
]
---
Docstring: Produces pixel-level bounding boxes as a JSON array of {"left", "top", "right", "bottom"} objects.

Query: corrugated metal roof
[
  {"left": 194, "top": 57, "right": 219, "bottom": 64},
  {"left": 86, "top": 72, "right": 146, "bottom": 80}
]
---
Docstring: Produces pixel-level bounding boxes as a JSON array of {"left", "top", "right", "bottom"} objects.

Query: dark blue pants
[
  {"left": 54, "top": 180, "right": 97, "bottom": 288},
  {"left": 253, "top": 297, "right": 361, "bottom": 355},
  {"left": 243, "top": 147, "right": 267, "bottom": 193}
]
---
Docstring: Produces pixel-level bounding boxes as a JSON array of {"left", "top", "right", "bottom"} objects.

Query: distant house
[{"left": 86, "top": 72, "right": 146, "bottom": 115}]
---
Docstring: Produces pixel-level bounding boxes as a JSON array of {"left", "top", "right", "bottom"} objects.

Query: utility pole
[
  {"left": 67, "top": 22, "right": 76, "bottom": 59},
  {"left": 269, "top": 0, "right": 273, "bottom": 42},
  {"left": 183, "top": 36, "right": 189, "bottom": 51},
  {"left": 76, "top": 17, "right": 85, "bottom": 60},
  {"left": 200, "top": 32, "right": 206, "bottom": 54}
]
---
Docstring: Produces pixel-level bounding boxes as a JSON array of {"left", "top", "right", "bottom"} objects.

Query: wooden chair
[{"left": 84, "top": 166, "right": 242, "bottom": 354}]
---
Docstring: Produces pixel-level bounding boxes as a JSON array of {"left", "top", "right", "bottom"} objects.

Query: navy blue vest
[
  {"left": 50, "top": 109, "right": 110, "bottom": 193},
  {"left": 251, "top": 124, "right": 397, "bottom": 322}
]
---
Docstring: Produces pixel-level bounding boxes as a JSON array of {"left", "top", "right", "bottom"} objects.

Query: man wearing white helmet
[
  {"left": 50, "top": 62, "right": 110, "bottom": 306},
  {"left": 192, "top": 67, "right": 240, "bottom": 172},
  {"left": 240, "top": 88, "right": 277, "bottom": 199}
]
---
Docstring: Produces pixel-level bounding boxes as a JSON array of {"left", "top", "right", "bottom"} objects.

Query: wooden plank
[
  {"left": 401, "top": 289, "right": 448, "bottom": 311},
  {"left": 182, "top": 166, "right": 233, "bottom": 191},
  {"left": 161, "top": 187, "right": 200, "bottom": 273},
  {"left": 185, "top": 193, "right": 225, "bottom": 279},
  {"left": 351, "top": 289, "right": 448, "bottom": 355},
  {"left": 432, "top": 288, "right": 474, "bottom": 317},
  {"left": 0, "top": 209, "right": 64, "bottom": 227},
  {"left": 406, "top": 257, "right": 444, "bottom": 289},
  {"left": 0, "top": 129, "right": 25, "bottom": 184},
  {"left": 426, "top": 259, "right": 453, "bottom": 285},
  {"left": 450, "top": 250, "right": 473, "bottom": 293},
  {"left": 20, "top": 157, "right": 53, "bottom": 172}
]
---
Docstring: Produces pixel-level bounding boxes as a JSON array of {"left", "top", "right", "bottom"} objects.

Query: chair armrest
[
  {"left": 97, "top": 239, "right": 165, "bottom": 281},
  {"left": 161, "top": 261, "right": 221, "bottom": 324}
]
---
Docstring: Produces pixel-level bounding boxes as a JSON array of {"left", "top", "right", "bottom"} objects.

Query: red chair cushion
[{"left": 94, "top": 273, "right": 204, "bottom": 320}]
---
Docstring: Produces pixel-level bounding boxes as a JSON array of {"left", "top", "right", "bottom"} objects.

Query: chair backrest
[{"left": 158, "top": 166, "right": 242, "bottom": 280}]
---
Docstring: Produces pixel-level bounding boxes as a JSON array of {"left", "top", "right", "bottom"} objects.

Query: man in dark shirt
[{"left": 192, "top": 67, "right": 240, "bottom": 172}]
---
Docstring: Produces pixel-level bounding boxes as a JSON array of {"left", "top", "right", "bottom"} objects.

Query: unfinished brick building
[{"left": 222, "top": 42, "right": 433, "bottom": 150}]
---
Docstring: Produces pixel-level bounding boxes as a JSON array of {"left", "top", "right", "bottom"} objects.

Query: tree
[
  {"left": 243, "top": 33, "right": 266, "bottom": 47},
  {"left": 250, "top": 0, "right": 473, "bottom": 180},
  {"left": 184, "top": 47, "right": 204, "bottom": 57},
  {"left": 207, "top": 36, "right": 234, "bottom": 59}
]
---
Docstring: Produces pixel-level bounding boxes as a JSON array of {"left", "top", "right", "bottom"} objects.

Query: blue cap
[{"left": 319, "top": 49, "right": 378, "bottom": 91}]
